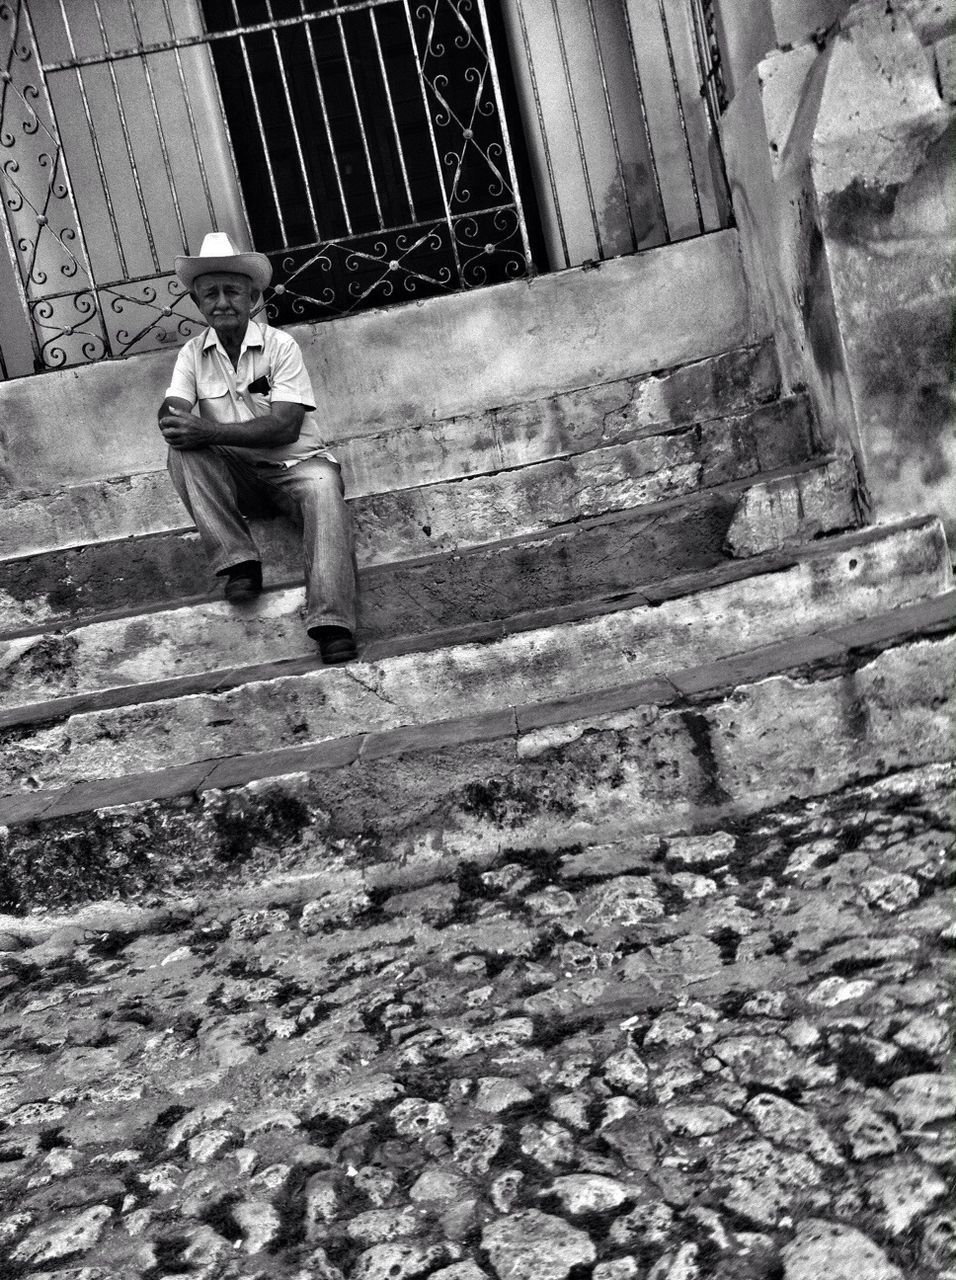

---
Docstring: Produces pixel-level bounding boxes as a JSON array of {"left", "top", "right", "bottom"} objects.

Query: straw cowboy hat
[{"left": 175, "top": 231, "right": 272, "bottom": 292}]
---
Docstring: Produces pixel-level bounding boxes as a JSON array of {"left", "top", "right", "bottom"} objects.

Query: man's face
[{"left": 191, "top": 272, "right": 257, "bottom": 341}]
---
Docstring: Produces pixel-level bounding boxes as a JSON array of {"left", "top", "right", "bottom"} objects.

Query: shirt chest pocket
[{"left": 196, "top": 378, "right": 235, "bottom": 418}]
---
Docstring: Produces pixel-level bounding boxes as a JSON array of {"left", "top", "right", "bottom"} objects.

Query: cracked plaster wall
[{"left": 719, "top": 0, "right": 956, "bottom": 544}]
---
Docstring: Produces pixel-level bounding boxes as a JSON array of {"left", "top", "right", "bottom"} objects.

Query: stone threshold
[
  {"left": 0, "top": 512, "right": 942, "bottom": 798},
  {"left": 1, "top": 588, "right": 951, "bottom": 830}
]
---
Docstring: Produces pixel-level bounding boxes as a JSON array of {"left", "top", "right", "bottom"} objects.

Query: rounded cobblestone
[{"left": 0, "top": 766, "right": 951, "bottom": 1278}]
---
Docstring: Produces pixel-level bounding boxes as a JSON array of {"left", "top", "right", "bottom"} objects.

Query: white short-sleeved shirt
[{"left": 164, "top": 320, "right": 334, "bottom": 466}]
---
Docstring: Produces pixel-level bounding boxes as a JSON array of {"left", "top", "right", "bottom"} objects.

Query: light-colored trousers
[{"left": 167, "top": 445, "right": 357, "bottom": 633}]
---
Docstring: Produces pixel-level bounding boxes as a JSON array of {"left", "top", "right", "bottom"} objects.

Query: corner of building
[{"left": 718, "top": 0, "right": 956, "bottom": 548}]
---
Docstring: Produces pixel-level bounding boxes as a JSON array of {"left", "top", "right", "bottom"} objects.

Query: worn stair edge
[
  {"left": 0, "top": 515, "right": 948, "bottom": 803},
  {"left": 0, "top": 504, "right": 934, "bottom": 724},
  {"left": 2, "top": 755, "right": 953, "bottom": 938},
  {"left": 0, "top": 452, "right": 849, "bottom": 645},
  {"left": 0, "top": 447, "right": 856, "bottom": 639},
  {"left": 0, "top": 455, "right": 865, "bottom": 706},
  {"left": 0, "top": 341, "right": 783, "bottom": 561},
  {"left": 0, "top": 592, "right": 951, "bottom": 871}
]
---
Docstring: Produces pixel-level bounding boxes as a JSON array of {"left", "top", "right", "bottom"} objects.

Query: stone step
[
  {"left": 0, "top": 587, "right": 952, "bottom": 908},
  {"left": 0, "top": 395, "right": 823, "bottom": 635},
  {"left": 0, "top": 515, "right": 947, "bottom": 811},
  {"left": 0, "top": 457, "right": 868, "bottom": 718},
  {"left": 0, "top": 341, "right": 781, "bottom": 560}
]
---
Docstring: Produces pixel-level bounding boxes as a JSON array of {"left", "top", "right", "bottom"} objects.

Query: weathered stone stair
[{"left": 0, "top": 237, "right": 953, "bottom": 916}]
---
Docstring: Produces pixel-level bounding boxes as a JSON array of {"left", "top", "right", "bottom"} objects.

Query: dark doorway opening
[{"left": 200, "top": 0, "right": 543, "bottom": 322}]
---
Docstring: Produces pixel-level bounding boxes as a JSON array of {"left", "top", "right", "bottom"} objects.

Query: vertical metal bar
[
  {"left": 297, "top": 1, "right": 353, "bottom": 236},
  {"left": 703, "top": 0, "right": 728, "bottom": 114},
  {"left": 0, "top": 1, "right": 19, "bottom": 135},
  {"left": 584, "top": 0, "right": 637, "bottom": 252},
  {"left": 264, "top": 0, "right": 320, "bottom": 239},
  {"left": 229, "top": 0, "right": 288, "bottom": 243},
  {"left": 548, "top": 0, "right": 603, "bottom": 258},
  {"left": 90, "top": 0, "right": 160, "bottom": 270},
  {"left": 690, "top": 0, "right": 720, "bottom": 121},
  {"left": 513, "top": 0, "right": 569, "bottom": 269},
  {"left": 55, "top": 0, "right": 128, "bottom": 278},
  {"left": 474, "top": 0, "right": 532, "bottom": 270},
  {"left": 369, "top": 5, "right": 416, "bottom": 222},
  {"left": 159, "top": 0, "right": 219, "bottom": 232},
  {"left": 401, "top": 0, "right": 461, "bottom": 284},
  {"left": 124, "top": 0, "right": 188, "bottom": 252},
  {"left": 20, "top": 0, "right": 106, "bottom": 358},
  {"left": 336, "top": 9, "right": 384, "bottom": 227},
  {"left": 689, "top": 0, "right": 732, "bottom": 215},
  {"left": 0, "top": 137, "right": 41, "bottom": 369},
  {"left": 189, "top": 0, "right": 254, "bottom": 242},
  {"left": 619, "top": 0, "right": 670, "bottom": 243},
  {"left": 656, "top": 0, "right": 704, "bottom": 235}
]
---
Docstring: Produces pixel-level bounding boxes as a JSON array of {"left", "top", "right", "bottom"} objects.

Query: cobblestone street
[
  {"left": 1, "top": 0, "right": 954, "bottom": 1276},
  {"left": 1, "top": 761, "right": 952, "bottom": 1279}
]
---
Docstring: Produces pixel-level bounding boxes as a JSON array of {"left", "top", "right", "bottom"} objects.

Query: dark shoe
[
  {"left": 309, "top": 625, "right": 357, "bottom": 665},
  {"left": 221, "top": 560, "right": 262, "bottom": 603}
]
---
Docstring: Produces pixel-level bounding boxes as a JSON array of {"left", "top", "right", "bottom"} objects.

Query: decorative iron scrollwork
[
  {"left": 692, "top": 0, "right": 729, "bottom": 117},
  {"left": 454, "top": 206, "right": 525, "bottom": 288},
  {"left": 100, "top": 276, "right": 204, "bottom": 357},
  {"left": 32, "top": 290, "right": 105, "bottom": 369},
  {"left": 218, "top": 0, "right": 533, "bottom": 323},
  {"left": 1, "top": 0, "right": 534, "bottom": 373},
  {"left": 264, "top": 221, "right": 458, "bottom": 325},
  {"left": 0, "top": 0, "right": 106, "bottom": 371}
]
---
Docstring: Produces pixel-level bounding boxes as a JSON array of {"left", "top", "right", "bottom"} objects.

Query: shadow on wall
[
  {"left": 818, "top": 110, "right": 956, "bottom": 526},
  {"left": 799, "top": 215, "right": 855, "bottom": 452}
]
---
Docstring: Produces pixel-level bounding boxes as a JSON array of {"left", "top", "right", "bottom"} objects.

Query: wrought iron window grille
[{"left": 0, "top": 0, "right": 535, "bottom": 372}]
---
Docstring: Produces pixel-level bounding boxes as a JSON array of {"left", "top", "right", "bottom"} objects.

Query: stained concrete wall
[
  {"left": 898, "top": 0, "right": 956, "bottom": 44},
  {"left": 0, "top": 229, "right": 757, "bottom": 495},
  {"left": 716, "top": 0, "right": 847, "bottom": 100},
  {"left": 721, "top": 0, "right": 956, "bottom": 543},
  {"left": 715, "top": 0, "right": 956, "bottom": 106}
]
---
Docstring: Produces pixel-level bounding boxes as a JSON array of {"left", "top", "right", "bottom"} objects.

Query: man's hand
[
  {"left": 157, "top": 397, "right": 304, "bottom": 450},
  {"left": 159, "top": 410, "right": 217, "bottom": 451}
]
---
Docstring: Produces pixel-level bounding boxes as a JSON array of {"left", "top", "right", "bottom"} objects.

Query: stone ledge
[
  {"left": 0, "top": 449, "right": 850, "bottom": 641},
  {"left": 0, "top": 471, "right": 873, "bottom": 724},
  {"left": 1, "top": 231, "right": 757, "bottom": 493},
  {"left": 2, "top": 343, "right": 786, "bottom": 562},
  {"left": 0, "top": 514, "right": 942, "bottom": 801},
  {"left": 1, "top": 587, "right": 951, "bottom": 841}
]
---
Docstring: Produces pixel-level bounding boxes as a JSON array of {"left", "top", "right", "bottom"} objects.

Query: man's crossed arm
[{"left": 158, "top": 397, "right": 305, "bottom": 451}]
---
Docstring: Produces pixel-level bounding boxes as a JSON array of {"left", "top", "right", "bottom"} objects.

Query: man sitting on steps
[{"left": 158, "top": 232, "right": 357, "bottom": 665}]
